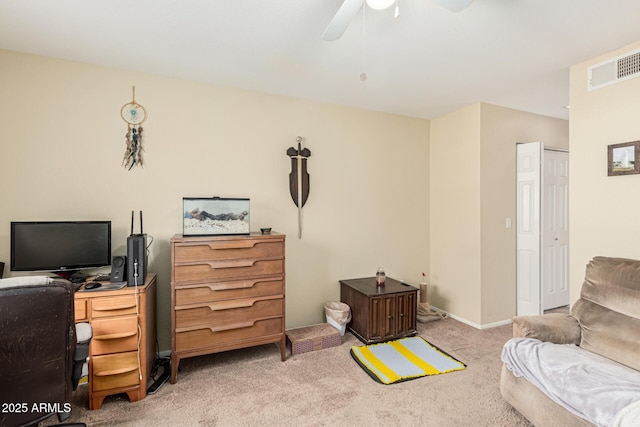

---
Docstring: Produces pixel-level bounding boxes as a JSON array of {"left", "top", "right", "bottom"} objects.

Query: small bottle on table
[{"left": 376, "top": 267, "right": 386, "bottom": 286}]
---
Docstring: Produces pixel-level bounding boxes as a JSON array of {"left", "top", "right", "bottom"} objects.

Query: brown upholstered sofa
[{"left": 500, "top": 256, "right": 640, "bottom": 426}]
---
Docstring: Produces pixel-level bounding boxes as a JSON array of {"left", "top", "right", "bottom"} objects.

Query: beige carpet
[{"left": 44, "top": 317, "right": 533, "bottom": 426}]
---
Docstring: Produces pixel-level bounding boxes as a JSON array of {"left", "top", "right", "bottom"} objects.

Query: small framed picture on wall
[{"left": 608, "top": 140, "right": 640, "bottom": 176}]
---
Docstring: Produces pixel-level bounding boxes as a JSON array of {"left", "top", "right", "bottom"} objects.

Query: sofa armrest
[{"left": 512, "top": 313, "right": 581, "bottom": 344}]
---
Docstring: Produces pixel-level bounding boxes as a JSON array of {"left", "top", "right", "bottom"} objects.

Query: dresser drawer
[
  {"left": 174, "top": 259, "right": 284, "bottom": 283},
  {"left": 176, "top": 317, "right": 283, "bottom": 352},
  {"left": 92, "top": 351, "right": 140, "bottom": 392},
  {"left": 91, "top": 315, "right": 139, "bottom": 355},
  {"left": 173, "top": 239, "right": 283, "bottom": 263},
  {"left": 175, "top": 296, "right": 283, "bottom": 329},
  {"left": 175, "top": 278, "right": 284, "bottom": 305},
  {"left": 91, "top": 295, "right": 137, "bottom": 318},
  {"left": 75, "top": 299, "right": 88, "bottom": 322}
]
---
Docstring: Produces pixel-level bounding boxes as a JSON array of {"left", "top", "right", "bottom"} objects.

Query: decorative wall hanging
[
  {"left": 286, "top": 136, "right": 311, "bottom": 238},
  {"left": 120, "top": 86, "right": 147, "bottom": 170},
  {"left": 182, "top": 197, "right": 250, "bottom": 236},
  {"left": 608, "top": 140, "right": 640, "bottom": 176}
]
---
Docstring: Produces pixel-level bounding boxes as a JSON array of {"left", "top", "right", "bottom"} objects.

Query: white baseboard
[
  {"left": 432, "top": 306, "right": 512, "bottom": 330},
  {"left": 478, "top": 318, "right": 513, "bottom": 329}
]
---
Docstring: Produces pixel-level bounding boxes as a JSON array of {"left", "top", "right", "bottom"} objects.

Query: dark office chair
[{"left": 0, "top": 276, "right": 91, "bottom": 427}]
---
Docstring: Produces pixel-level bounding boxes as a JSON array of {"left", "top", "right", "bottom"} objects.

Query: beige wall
[
  {"left": 430, "top": 102, "right": 568, "bottom": 327},
  {"left": 0, "top": 50, "right": 429, "bottom": 351},
  {"left": 569, "top": 40, "right": 640, "bottom": 302},
  {"left": 429, "top": 103, "right": 483, "bottom": 324}
]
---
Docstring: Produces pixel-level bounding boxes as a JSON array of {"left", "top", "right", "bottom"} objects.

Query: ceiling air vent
[{"left": 588, "top": 48, "right": 640, "bottom": 91}]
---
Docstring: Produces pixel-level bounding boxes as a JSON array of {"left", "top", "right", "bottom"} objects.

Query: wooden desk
[
  {"left": 74, "top": 274, "right": 156, "bottom": 410},
  {"left": 340, "top": 277, "right": 417, "bottom": 344}
]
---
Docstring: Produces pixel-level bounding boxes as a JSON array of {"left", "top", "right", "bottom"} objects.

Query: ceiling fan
[{"left": 322, "top": 0, "right": 474, "bottom": 41}]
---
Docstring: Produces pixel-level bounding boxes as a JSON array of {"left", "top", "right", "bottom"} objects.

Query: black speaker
[
  {"left": 110, "top": 256, "right": 127, "bottom": 282},
  {"left": 127, "top": 234, "right": 147, "bottom": 287}
]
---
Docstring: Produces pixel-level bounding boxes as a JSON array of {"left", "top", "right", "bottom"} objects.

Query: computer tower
[{"left": 127, "top": 234, "right": 147, "bottom": 287}]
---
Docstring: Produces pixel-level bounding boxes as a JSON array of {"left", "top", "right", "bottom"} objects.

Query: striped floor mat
[{"left": 350, "top": 336, "right": 466, "bottom": 384}]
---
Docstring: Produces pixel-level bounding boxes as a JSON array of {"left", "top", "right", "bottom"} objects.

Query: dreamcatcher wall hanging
[{"left": 120, "top": 86, "right": 147, "bottom": 170}]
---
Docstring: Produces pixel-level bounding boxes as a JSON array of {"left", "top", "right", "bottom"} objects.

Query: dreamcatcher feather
[
  {"left": 120, "top": 86, "right": 147, "bottom": 170},
  {"left": 123, "top": 125, "right": 144, "bottom": 170}
]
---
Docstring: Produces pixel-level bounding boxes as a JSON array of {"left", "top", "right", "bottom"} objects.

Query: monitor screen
[{"left": 11, "top": 221, "right": 112, "bottom": 272}]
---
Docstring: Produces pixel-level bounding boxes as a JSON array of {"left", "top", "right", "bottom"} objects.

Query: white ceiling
[{"left": 2, "top": 0, "right": 640, "bottom": 120}]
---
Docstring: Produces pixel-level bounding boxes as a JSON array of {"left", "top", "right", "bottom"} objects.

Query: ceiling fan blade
[
  {"left": 322, "top": 0, "right": 364, "bottom": 41},
  {"left": 433, "top": 0, "right": 474, "bottom": 12}
]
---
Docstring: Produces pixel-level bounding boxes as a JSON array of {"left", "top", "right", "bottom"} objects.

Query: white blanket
[
  {"left": 501, "top": 338, "right": 640, "bottom": 427},
  {"left": 0, "top": 276, "right": 52, "bottom": 288},
  {"left": 615, "top": 400, "right": 640, "bottom": 427}
]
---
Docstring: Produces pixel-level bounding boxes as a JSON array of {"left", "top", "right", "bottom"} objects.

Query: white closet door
[
  {"left": 516, "top": 142, "right": 542, "bottom": 316},
  {"left": 542, "top": 149, "right": 570, "bottom": 310}
]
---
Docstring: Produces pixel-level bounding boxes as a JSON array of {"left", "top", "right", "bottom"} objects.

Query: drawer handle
[
  {"left": 179, "top": 277, "right": 284, "bottom": 292},
  {"left": 176, "top": 315, "right": 281, "bottom": 334},
  {"left": 178, "top": 258, "right": 282, "bottom": 270},
  {"left": 207, "top": 241, "right": 260, "bottom": 250},
  {"left": 176, "top": 319, "right": 256, "bottom": 334},
  {"left": 204, "top": 281, "right": 257, "bottom": 291},
  {"left": 207, "top": 299, "right": 259, "bottom": 310},
  {"left": 208, "top": 320, "right": 256, "bottom": 332},
  {"left": 94, "top": 332, "right": 137, "bottom": 340},
  {"left": 202, "top": 300, "right": 258, "bottom": 311},
  {"left": 94, "top": 366, "right": 138, "bottom": 377},
  {"left": 203, "top": 278, "right": 282, "bottom": 290},
  {"left": 176, "top": 295, "right": 281, "bottom": 312},
  {"left": 206, "top": 259, "right": 257, "bottom": 269},
  {"left": 93, "top": 303, "right": 136, "bottom": 311}
]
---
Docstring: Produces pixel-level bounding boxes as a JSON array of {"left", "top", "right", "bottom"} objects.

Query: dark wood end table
[{"left": 339, "top": 276, "right": 418, "bottom": 344}]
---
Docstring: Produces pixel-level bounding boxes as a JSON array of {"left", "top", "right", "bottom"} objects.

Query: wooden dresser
[
  {"left": 74, "top": 274, "right": 156, "bottom": 410},
  {"left": 340, "top": 276, "right": 417, "bottom": 344},
  {"left": 170, "top": 232, "right": 286, "bottom": 383}
]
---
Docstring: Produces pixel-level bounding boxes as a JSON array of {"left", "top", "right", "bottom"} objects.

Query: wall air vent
[{"left": 588, "top": 48, "right": 640, "bottom": 91}]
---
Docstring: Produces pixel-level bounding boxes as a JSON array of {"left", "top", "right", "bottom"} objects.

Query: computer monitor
[{"left": 10, "top": 221, "right": 111, "bottom": 276}]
